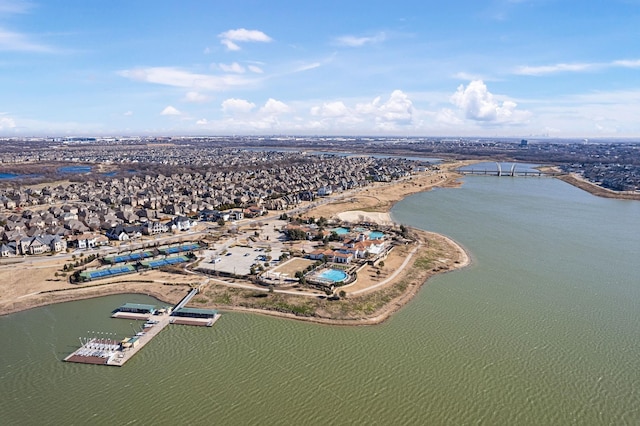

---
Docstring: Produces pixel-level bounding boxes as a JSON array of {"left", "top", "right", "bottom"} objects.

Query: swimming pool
[
  {"left": 319, "top": 269, "right": 348, "bottom": 283},
  {"left": 369, "top": 231, "right": 385, "bottom": 239},
  {"left": 332, "top": 227, "right": 350, "bottom": 235}
]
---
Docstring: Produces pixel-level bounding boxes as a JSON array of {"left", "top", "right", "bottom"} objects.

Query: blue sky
[{"left": 1, "top": 0, "right": 639, "bottom": 138}]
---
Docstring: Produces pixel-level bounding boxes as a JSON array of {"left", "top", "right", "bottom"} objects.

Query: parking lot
[{"left": 197, "top": 245, "right": 285, "bottom": 276}]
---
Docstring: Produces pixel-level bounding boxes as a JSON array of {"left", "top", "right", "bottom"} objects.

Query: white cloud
[
  {"left": 220, "top": 39, "right": 240, "bottom": 51},
  {"left": 356, "top": 90, "right": 414, "bottom": 126},
  {"left": 514, "top": 58, "right": 640, "bottom": 76},
  {"left": 311, "top": 101, "right": 349, "bottom": 117},
  {"left": 0, "top": 115, "right": 16, "bottom": 129},
  {"left": 451, "top": 80, "right": 525, "bottom": 122},
  {"left": 0, "top": 27, "right": 54, "bottom": 52},
  {"left": 118, "top": 67, "right": 254, "bottom": 91},
  {"left": 453, "top": 71, "right": 487, "bottom": 81},
  {"left": 221, "top": 98, "right": 256, "bottom": 114},
  {"left": 196, "top": 118, "right": 208, "bottom": 125},
  {"left": 219, "top": 62, "right": 245, "bottom": 73},
  {"left": 218, "top": 28, "right": 272, "bottom": 51},
  {"left": 515, "top": 62, "right": 594, "bottom": 76},
  {"left": 435, "top": 108, "right": 463, "bottom": 125},
  {"left": 248, "top": 65, "right": 264, "bottom": 73},
  {"left": 335, "top": 32, "right": 386, "bottom": 47},
  {"left": 294, "top": 62, "right": 321, "bottom": 72},
  {"left": 260, "top": 98, "right": 290, "bottom": 115},
  {"left": 378, "top": 90, "right": 414, "bottom": 123},
  {"left": 183, "top": 91, "right": 210, "bottom": 103},
  {"left": 123, "top": 111, "right": 133, "bottom": 116},
  {"left": 612, "top": 59, "right": 640, "bottom": 68},
  {"left": 160, "top": 105, "right": 181, "bottom": 116}
]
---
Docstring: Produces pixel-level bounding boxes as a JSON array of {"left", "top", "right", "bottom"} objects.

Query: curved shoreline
[{"left": 0, "top": 163, "right": 471, "bottom": 324}]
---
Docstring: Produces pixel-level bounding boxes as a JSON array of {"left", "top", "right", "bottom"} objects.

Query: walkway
[{"left": 349, "top": 243, "right": 421, "bottom": 295}]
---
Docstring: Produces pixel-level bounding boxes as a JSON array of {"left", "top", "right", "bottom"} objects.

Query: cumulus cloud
[
  {"left": 378, "top": 90, "right": 414, "bottom": 123},
  {"left": 196, "top": 118, "right": 208, "bottom": 125},
  {"left": 248, "top": 64, "right": 264, "bottom": 73},
  {"left": 218, "top": 28, "right": 272, "bottom": 51},
  {"left": 355, "top": 90, "right": 414, "bottom": 127},
  {"left": 451, "top": 80, "right": 523, "bottom": 122},
  {"left": 160, "top": 105, "right": 181, "bottom": 116},
  {"left": 311, "top": 101, "right": 350, "bottom": 117},
  {"left": 118, "top": 67, "right": 254, "bottom": 91},
  {"left": 260, "top": 98, "right": 290, "bottom": 115},
  {"left": 183, "top": 91, "right": 210, "bottom": 103},
  {"left": 221, "top": 98, "right": 256, "bottom": 114},
  {"left": 335, "top": 32, "right": 386, "bottom": 47}
]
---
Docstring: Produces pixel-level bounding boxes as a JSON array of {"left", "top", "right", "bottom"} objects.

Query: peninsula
[{"left": 0, "top": 156, "right": 469, "bottom": 324}]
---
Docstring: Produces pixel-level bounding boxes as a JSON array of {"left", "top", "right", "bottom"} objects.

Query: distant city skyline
[{"left": 1, "top": 0, "right": 639, "bottom": 138}]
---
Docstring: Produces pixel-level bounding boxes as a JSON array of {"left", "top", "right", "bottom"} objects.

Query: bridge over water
[{"left": 458, "top": 162, "right": 560, "bottom": 177}]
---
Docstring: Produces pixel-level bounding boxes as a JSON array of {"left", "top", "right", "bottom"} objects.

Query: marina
[{"left": 63, "top": 289, "right": 220, "bottom": 367}]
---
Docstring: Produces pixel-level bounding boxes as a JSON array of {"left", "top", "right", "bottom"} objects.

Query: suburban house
[
  {"left": 106, "top": 225, "right": 142, "bottom": 241},
  {"left": 66, "top": 232, "right": 108, "bottom": 249},
  {"left": 308, "top": 248, "right": 354, "bottom": 264},
  {"left": 169, "top": 216, "right": 196, "bottom": 231},
  {"left": 18, "top": 235, "right": 67, "bottom": 255}
]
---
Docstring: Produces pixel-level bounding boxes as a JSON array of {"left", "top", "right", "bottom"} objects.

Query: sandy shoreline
[{"left": 0, "top": 161, "right": 471, "bottom": 324}]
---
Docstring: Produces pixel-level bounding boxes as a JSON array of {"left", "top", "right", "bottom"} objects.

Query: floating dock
[{"left": 64, "top": 288, "right": 220, "bottom": 367}]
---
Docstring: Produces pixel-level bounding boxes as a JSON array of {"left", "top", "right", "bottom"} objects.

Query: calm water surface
[{"left": 1, "top": 176, "right": 639, "bottom": 425}]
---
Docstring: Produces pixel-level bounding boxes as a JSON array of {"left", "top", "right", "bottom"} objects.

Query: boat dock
[{"left": 64, "top": 288, "right": 220, "bottom": 367}]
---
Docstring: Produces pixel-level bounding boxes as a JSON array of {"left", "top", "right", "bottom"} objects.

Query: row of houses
[
  {"left": 0, "top": 215, "right": 197, "bottom": 257},
  {"left": 1, "top": 153, "right": 420, "bottom": 218}
]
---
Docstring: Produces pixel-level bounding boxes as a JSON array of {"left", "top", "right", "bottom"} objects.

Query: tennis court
[
  {"left": 141, "top": 255, "right": 189, "bottom": 269},
  {"left": 159, "top": 243, "right": 200, "bottom": 255},
  {"left": 81, "top": 264, "right": 136, "bottom": 280},
  {"left": 105, "top": 251, "right": 152, "bottom": 264}
]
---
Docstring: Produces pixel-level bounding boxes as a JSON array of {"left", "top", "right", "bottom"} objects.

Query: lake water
[
  {"left": 58, "top": 165, "right": 92, "bottom": 174},
  {"left": 1, "top": 175, "right": 639, "bottom": 424}
]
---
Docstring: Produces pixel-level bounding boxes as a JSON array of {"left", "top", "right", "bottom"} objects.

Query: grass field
[{"left": 271, "top": 257, "right": 315, "bottom": 276}]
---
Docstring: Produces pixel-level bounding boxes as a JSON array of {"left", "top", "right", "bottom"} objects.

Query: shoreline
[
  {"left": 555, "top": 172, "right": 640, "bottom": 201},
  {"left": 0, "top": 162, "right": 471, "bottom": 324}
]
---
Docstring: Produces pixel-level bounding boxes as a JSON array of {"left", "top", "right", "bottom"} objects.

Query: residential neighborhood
[{"left": 0, "top": 147, "right": 424, "bottom": 259}]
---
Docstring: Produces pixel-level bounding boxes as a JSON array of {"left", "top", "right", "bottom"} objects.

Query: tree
[{"left": 378, "top": 261, "right": 385, "bottom": 268}]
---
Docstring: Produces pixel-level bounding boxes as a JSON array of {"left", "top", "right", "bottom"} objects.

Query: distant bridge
[{"left": 458, "top": 162, "right": 560, "bottom": 177}]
